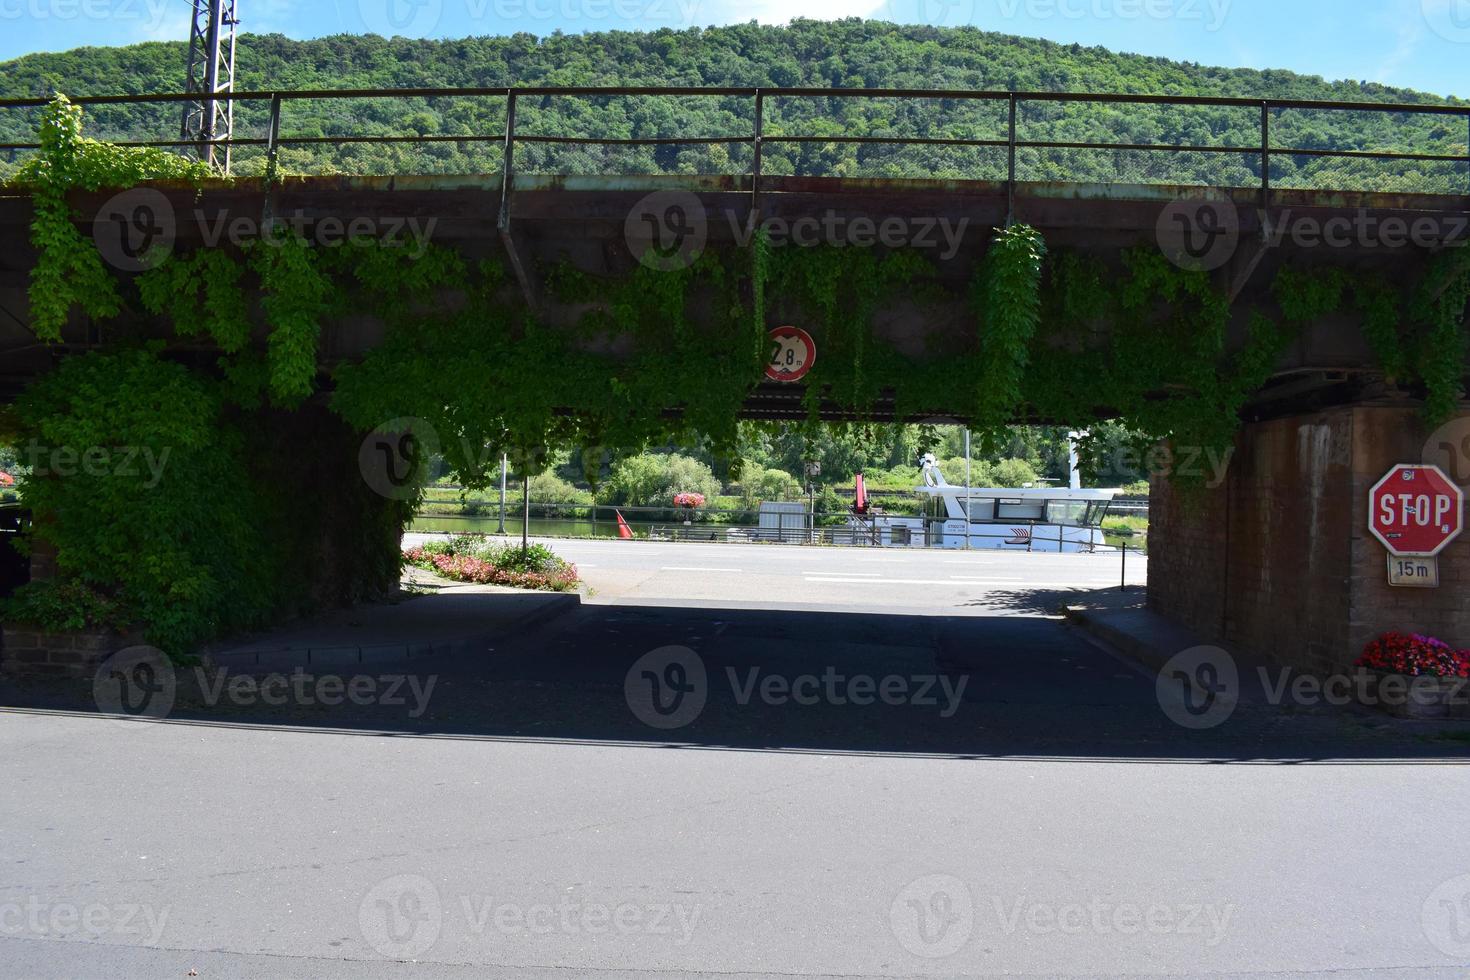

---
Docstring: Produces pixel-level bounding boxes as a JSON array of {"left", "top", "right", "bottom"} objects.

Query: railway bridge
[{"left": 0, "top": 85, "right": 1467, "bottom": 675}]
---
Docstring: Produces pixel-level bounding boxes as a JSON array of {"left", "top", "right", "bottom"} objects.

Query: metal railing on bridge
[{"left": 2, "top": 86, "right": 1469, "bottom": 200}]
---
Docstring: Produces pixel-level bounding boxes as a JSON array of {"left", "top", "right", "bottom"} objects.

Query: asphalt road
[
  {"left": 404, "top": 534, "right": 1146, "bottom": 613},
  {"left": 3, "top": 539, "right": 1470, "bottom": 978}
]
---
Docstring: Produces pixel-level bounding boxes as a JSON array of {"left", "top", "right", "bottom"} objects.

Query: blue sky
[{"left": 2, "top": 0, "right": 1469, "bottom": 97}]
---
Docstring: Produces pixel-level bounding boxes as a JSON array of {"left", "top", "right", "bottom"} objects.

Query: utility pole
[{"left": 181, "top": 0, "right": 239, "bottom": 173}]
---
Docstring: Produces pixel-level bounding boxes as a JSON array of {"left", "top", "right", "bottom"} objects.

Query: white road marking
[
  {"left": 805, "top": 576, "right": 1019, "bottom": 586},
  {"left": 660, "top": 566, "right": 744, "bottom": 573}
]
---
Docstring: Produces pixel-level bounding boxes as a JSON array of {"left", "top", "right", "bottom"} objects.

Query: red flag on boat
[
  {"left": 854, "top": 473, "right": 868, "bottom": 515},
  {"left": 614, "top": 510, "right": 634, "bottom": 540}
]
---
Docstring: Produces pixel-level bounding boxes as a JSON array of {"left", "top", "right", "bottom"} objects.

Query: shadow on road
[{"left": 3, "top": 594, "right": 1467, "bottom": 763}]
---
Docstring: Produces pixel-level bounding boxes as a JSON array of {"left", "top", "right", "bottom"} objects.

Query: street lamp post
[
  {"left": 964, "top": 429, "right": 972, "bottom": 551},
  {"left": 498, "top": 454, "right": 508, "bottom": 535},
  {"left": 805, "top": 461, "right": 821, "bottom": 544},
  {"left": 522, "top": 475, "right": 531, "bottom": 552}
]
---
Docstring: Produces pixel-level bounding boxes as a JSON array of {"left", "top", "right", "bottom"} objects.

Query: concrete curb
[
  {"left": 1064, "top": 606, "right": 1176, "bottom": 676},
  {"left": 205, "top": 592, "right": 581, "bottom": 672}
]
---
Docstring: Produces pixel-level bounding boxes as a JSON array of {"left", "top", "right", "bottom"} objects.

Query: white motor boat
[{"left": 848, "top": 455, "right": 1120, "bottom": 553}]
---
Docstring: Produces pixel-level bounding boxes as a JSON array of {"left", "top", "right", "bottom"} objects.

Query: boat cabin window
[
  {"left": 996, "top": 498, "right": 1044, "bottom": 522},
  {"left": 1048, "top": 500, "right": 1089, "bottom": 527},
  {"left": 924, "top": 495, "right": 950, "bottom": 521},
  {"left": 965, "top": 498, "right": 996, "bottom": 521}
]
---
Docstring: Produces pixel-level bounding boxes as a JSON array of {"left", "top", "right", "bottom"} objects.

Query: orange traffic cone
[{"left": 615, "top": 510, "right": 634, "bottom": 540}]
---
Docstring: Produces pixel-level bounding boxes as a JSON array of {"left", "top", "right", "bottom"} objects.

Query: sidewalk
[
  {"left": 202, "top": 569, "right": 580, "bottom": 671},
  {"left": 1063, "top": 588, "right": 1279, "bottom": 704}
]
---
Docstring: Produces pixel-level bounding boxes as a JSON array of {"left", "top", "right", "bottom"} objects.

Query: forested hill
[
  {"left": 0, "top": 20, "right": 1459, "bottom": 102},
  {"left": 1, "top": 20, "right": 1465, "bottom": 189}
]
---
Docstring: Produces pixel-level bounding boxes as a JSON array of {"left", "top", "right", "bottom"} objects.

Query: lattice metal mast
[{"left": 180, "top": 0, "right": 239, "bottom": 173}]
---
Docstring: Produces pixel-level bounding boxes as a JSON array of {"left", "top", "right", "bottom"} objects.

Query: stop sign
[{"left": 1369, "top": 465, "right": 1464, "bottom": 557}]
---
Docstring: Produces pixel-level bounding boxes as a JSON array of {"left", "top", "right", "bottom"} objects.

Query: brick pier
[{"left": 1150, "top": 405, "right": 1468, "bottom": 674}]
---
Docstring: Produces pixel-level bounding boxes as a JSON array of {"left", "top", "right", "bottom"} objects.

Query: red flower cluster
[
  {"left": 1356, "top": 632, "right": 1470, "bottom": 678},
  {"left": 673, "top": 493, "right": 706, "bottom": 509},
  {"left": 405, "top": 549, "right": 580, "bottom": 593}
]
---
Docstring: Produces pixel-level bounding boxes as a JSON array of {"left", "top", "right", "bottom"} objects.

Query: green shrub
[
  {"left": 9, "top": 349, "right": 280, "bottom": 655},
  {"left": 1, "top": 580, "right": 121, "bottom": 633}
]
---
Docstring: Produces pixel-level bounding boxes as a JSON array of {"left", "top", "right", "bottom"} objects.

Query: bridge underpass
[{"left": 0, "top": 87, "right": 1468, "bottom": 684}]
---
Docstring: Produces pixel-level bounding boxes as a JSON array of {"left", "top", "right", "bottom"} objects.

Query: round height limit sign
[
  {"left": 1369, "top": 464, "right": 1464, "bottom": 558},
  {"left": 767, "top": 326, "right": 816, "bottom": 383}
]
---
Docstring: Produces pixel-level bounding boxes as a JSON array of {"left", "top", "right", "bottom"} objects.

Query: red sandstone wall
[{"left": 1346, "top": 407, "right": 1470, "bottom": 661}]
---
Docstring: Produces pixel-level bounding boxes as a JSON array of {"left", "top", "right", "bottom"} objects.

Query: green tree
[{"left": 599, "top": 452, "right": 722, "bottom": 509}]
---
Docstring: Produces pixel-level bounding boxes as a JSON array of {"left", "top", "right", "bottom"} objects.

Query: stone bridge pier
[{"left": 1149, "top": 405, "right": 1470, "bottom": 675}]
